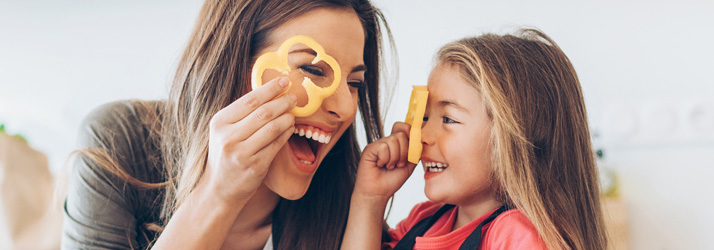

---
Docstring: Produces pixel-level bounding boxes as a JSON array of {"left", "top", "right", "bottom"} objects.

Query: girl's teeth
[
  {"left": 305, "top": 130, "right": 313, "bottom": 139},
  {"left": 424, "top": 162, "right": 448, "bottom": 172},
  {"left": 318, "top": 134, "right": 326, "bottom": 143},
  {"left": 299, "top": 129, "right": 305, "bottom": 136}
]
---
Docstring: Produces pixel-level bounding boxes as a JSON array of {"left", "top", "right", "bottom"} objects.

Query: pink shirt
[{"left": 384, "top": 201, "right": 548, "bottom": 250}]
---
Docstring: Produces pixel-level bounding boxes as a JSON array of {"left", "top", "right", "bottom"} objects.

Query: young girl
[
  {"left": 342, "top": 29, "right": 607, "bottom": 250},
  {"left": 62, "top": 0, "right": 391, "bottom": 249}
]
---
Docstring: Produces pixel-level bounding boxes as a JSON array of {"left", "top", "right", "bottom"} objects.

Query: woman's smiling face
[
  {"left": 257, "top": 7, "right": 366, "bottom": 200},
  {"left": 420, "top": 63, "right": 497, "bottom": 207}
]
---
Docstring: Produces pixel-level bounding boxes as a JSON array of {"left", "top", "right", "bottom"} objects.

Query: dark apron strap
[
  {"left": 392, "top": 204, "right": 456, "bottom": 250},
  {"left": 457, "top": 205, "right": 510, "bottom": 250},
  {"left": 392, "top": 204, "right": 510, "bottom": 250}
]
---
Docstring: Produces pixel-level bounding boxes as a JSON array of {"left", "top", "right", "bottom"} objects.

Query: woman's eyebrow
[
  {"left": 289, "top": 48, "right": 317, "bottom": 56},
  {"left": 351, "top": 64, "right": 366, "bottom": 73},
  {"left": 289, "top": 48, "right": 366, "bottom": 73}
]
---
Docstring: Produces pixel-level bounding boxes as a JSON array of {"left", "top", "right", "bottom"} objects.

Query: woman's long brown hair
[
  {"left": 436, "top": 29, "right": 607, "bottom": 250},
  {"left": 77, "top": 0, "right": 393, "bottom": 249}
]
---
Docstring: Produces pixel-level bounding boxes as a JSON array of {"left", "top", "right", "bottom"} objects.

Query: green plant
[{"left": 0, "top": 123, "right": 28, "bottom": 143}]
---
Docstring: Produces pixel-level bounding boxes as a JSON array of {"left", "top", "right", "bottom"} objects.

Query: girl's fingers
[
  {"left": 394, "top": 131, "right": 409, "bottom": 168},
  {"left": 386, "top": 137, "right": 401, "bottom": 170},
  {"left": 231, "top": 93, "right": 296, "bottom": 141},
  {"left": 242, "top": 112, "right": 295, "bottom": 155},
  {"left": 388, "top": 122, "right": 410, "bottom": 168},
  {"left": 391, "top": 121, "right": 411, "bottom": 136},
  {"left": 213, "top": 77, "right": 290, "bottom": 125},
  {"left": 375, "top": 142, "right": 391, "bottom": 168}
]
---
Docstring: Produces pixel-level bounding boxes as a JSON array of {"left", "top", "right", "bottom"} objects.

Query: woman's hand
[
  {"left": 154, "top": 78, "right": 294, "bottom": 250},
  {"left": 203, "top": 77, "right": 297, "bottom": 206},
  {"left": 353, "top": 122, "right": 417, "bottom": 204}
]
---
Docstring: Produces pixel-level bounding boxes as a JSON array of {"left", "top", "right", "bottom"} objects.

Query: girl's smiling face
[{"left": 420, "top": 63, "right": 497, "bottom": 207}]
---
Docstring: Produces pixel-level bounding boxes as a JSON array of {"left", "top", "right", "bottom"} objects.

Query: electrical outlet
[{"left": 598, "top": 98, "right": 714, "bottom": 148}]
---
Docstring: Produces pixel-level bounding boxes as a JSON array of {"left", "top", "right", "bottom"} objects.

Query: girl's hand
[
  {"left": 202, "top": 77, "right": 297, "bottom": 206},
  {"left": 353, "top": 122, "right": 417, "bottom": 203},
  {"left": 342, "top": 122, "right": 416, "bottom": 250}
]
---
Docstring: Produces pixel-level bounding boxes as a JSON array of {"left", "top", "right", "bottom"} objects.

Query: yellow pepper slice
[
  {"left": 404, "top": 86, "right": 428, "bottom": 164},
  {"left": 251, "top": 35, "right": 342, "bottom": 117}
]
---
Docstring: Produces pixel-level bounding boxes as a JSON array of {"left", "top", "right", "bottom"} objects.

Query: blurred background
[{"left": 1, "top": 0, "right": 712, "bottom": 249}]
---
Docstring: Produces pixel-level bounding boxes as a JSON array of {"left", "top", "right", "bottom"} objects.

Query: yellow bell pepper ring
[
  {"left": 251, "top": 35, "right": 342, "bottom": 117},
  {"left": 404, "top": 86, "right": 429, "bottom": 164}
]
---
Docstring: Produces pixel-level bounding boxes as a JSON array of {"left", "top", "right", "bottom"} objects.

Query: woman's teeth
[
  {"left": 424, "top": 161, "right": 448, "bottom": 173},
  {"left": 294, "top": 126, "right": 331, "bottom": 144}
]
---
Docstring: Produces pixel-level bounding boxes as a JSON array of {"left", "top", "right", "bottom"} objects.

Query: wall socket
[{"left": 598, "top": 98, "right": 714, "bottom": 148}]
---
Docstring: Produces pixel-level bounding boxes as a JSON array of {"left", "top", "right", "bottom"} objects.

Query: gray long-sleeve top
[{"left": 62, "top": 100, "right": 165, "bottom": 250}]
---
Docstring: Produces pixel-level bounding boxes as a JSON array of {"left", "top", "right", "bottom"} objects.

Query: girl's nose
[{"left": 320, "top": 80, "right": 354, "bottom": 121}]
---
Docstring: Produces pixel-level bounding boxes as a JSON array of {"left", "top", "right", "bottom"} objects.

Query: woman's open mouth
[{"left": 287, "top": 124, "right": 333, "bottom": 173}]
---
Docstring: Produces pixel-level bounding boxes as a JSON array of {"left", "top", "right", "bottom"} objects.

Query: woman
[{"left": 61, "top": 0, "right": 391, "bottom": 249}]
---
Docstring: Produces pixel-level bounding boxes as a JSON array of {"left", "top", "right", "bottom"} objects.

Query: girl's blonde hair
[{"left": 436, "top": 29, "right": 607, "bottom": 250}]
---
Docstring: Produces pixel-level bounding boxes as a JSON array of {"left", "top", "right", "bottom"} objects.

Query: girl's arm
[
  {"left": 341, "top": 122, "right": 416, "bottom": 250},
  {"left": 341, "top": 192, "right": 391, "bottom": 250}
]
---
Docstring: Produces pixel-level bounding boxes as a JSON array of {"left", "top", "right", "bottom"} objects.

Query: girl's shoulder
[
  {"left": 397, "top": 201, "right": 444, "bottom": 229},
  {"left": 482, "top": 209, "right": 549, "bottom": 250},
  {"left": 384, "top": 201, "right": 446, "bottom": 248}
]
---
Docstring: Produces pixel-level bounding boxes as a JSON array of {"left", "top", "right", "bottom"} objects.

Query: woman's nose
[{"left": 320, "top": 80, "right": 354, "bottom": 121}]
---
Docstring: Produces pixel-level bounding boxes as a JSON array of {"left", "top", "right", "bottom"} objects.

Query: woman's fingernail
[
  {"left": 288, "top": 93, "right": 297, "bottom": 102},
  {"left": 279, "top": 78, "right": 289, "bottom": 87}
]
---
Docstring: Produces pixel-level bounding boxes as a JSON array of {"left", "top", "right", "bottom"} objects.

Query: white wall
[
  {"left": 0, "top": 0, "right": 203, "bottom": 176},
  {"left": 1, "top": 0, "right": 712, "bottom": 249}
]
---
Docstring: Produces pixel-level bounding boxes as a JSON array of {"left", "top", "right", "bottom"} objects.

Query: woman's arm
[
  {"left": 152, "top": 77, "right": 296, "bottom": 249},
  {"left": 62, "top": 154, "right": 144, "bottom": 249},
  {"left": 64, "top": 77, "right": 295, "bottom": 250},
  {"left": 341, "top": 122, "right": 416, "bottom": 250},
  {"left": 149, "top": 179, "right": 244, "bottom": 249}
]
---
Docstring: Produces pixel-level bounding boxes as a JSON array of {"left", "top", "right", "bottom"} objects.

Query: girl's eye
[
  {"left": 348, "top": 80, "right": 365, "bottom": 89},
  {"left": 442, "top": 116, "right": 457, "bottom": 124},
  {"left": 299, "top": 65, "right": 324, "bottom": 77}
]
